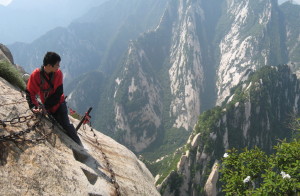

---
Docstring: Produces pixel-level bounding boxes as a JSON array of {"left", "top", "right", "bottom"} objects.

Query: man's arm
[{"left": 25, "top": 70, "right": 40, "bottom": 110}]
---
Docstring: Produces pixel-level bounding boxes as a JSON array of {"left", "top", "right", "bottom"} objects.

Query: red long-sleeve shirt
[{"left": 26, "top": 67, "right": 65, "bottom": 114}]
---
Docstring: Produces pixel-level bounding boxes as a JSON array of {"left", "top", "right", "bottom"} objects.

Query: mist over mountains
[
  {"left": 0, "top": 0, "right": 106, "bottom": 44},
  {"left": 8, "top": 0, "right": 168, "bottom": 83},
  {"left": 7, "top": 0, "right": 300, "bottom": 148},
  {"left": 2, "top": 0, "right": 300, "bottom": 194},
  {"left": 6, "top": 0, "right": 300, "bottom": 140}
]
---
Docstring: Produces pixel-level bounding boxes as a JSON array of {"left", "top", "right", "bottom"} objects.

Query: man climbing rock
[{"left": 25, "top": 51, "right": 82, "bottom": 145}]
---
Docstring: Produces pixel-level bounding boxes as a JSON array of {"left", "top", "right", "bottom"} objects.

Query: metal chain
[
  {"left": 0, "top": 89, "right": 49, "bottom": 142},
  {"left": 0, "top": 114, "right": 54, "bottom": 143},
  {"left": 86, "top": 122, "right": 121, "bottom": 196},
  {"left": 0, "top": 115, "right": 42, "bottom": 142},
  {"left": 0, "top": 114, "right": 35, "bottom": 127},
  {"left": 1, "top": 96, "right": 121, "bottom": 193}
]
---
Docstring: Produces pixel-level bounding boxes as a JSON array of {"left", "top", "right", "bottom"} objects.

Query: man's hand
[
  {"left": 32, "top": 105, "right": 46, "bottom": 114},
  {"left": 32, "top": 108, "right": 43, "bottom": 114}
]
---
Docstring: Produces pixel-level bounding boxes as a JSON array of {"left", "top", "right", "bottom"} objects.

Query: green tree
[{"left": 220, "top": 139, "right": 300, "bottom": 195}]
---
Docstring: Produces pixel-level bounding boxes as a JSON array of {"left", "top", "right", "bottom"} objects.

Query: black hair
[{"left": 43, "top": 52, "right": 61, "bottom": 67}]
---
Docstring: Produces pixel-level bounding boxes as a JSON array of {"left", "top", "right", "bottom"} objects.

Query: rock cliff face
[
  {"left": 8, "top": 1, "right": 300, "bottom": 155},
  {"left": 280, "top": 2, "right": 300, "bottom": 77},
  {"left": 112, "top": 42, "right": 164, "bottom": 152},
  {"left": 216, "top": 0, "right": 287, "bottom": 104},
  {"left": 95, "top": 0, "right": 295, "bottom": 153},
  {"left": 0, "top": 76, "right": 159, "bottom": 196},
  {"left": 101, "top": 0, "right": 220, "bottom": 152},
  {"left": 0, "top": 43, "right": 14, "bottom": 64},
  {"left": 158, "top": 65, "right": 300, "bottom": 195}
]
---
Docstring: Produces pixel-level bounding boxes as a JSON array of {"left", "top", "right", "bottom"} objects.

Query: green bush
[
  {"left": 220, "top": 139, "right": 300, "bottom": 195},
  {"left": 0, "top": 60, "right": 26, "bottom": 90}
]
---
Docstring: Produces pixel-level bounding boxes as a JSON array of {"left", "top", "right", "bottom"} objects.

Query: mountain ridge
[
  {"left": 5, "top": 1, "right": 300, "bottom": 194},
  {"left": 158, "top": 64, "right": 300, "bottom": 195}
]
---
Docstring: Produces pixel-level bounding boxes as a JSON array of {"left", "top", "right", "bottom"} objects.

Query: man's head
[
  {"left": 43, "top": 52, "right": 61, "bottom": 73},
  {"left": 43, "top": 52, "right": 61, "bottom": 67}
]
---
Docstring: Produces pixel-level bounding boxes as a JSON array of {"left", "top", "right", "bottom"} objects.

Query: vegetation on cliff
[
  {"left": 0, "top": 60, "right": 25, "bottom": 90},
  {"left": 220, "top": 132, "right": 300, "bottom": 195}
]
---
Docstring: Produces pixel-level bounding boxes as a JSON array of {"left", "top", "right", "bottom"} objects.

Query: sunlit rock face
[
  {"left": 216, "top": 0, "right": 287, "bottom": 105},
  {"left": 159, "top": 65, "right": 300, "bottom": 196},
  {"left": 106, "top": 0, "right": 292, "bottom": 153},
  {"left": 0, "top": 77, "right": 159, "bottom": 196},
  {"left": 110, "top": 0, "right": 217, "bottom": 152}
]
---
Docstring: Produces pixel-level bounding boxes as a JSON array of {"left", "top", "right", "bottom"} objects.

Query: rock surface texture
[{"left": 0, "top": 77, "right": 159, "bottom": 196}]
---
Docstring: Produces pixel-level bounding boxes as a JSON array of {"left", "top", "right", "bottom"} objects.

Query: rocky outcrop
[
  {"left": 0, "top": 43, "right": 14, "bottom": 64},
  {"left": 204, "top": 161, "right": 219, "bottom": 196},
  {"left": 0, "top": 77, "right": 159, "bottom": 196},
  {"left": 0, "top": 43, "right": 26, "bottom": 76}
]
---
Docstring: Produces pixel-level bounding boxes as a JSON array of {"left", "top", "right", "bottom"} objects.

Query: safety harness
[{"left": 40, "top": 66, "right": 54, "bottom": 98}]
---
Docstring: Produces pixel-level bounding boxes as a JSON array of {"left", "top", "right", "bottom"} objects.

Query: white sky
[
  {"left": 0, "top": 0, "right": 12, "bottom": 6},
  {"left": 1, "top": 0, "right": 299, "bottom": 6},
  {"left": 0, "top": 0, "right": 299, "bottom": 7}
]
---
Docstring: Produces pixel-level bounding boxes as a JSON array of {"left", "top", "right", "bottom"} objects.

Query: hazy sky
[
  {"left": 0, "top": 0, "right": 105, "bottom": 44},
  {"left": 0, "top": 0, "right": 12, "bottom": 6},
  {"left": 1, "top": 0, "right": 300, "bottom": 6}
]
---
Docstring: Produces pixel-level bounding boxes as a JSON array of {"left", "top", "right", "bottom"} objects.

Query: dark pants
[{"left": 51, "top": 102, "right": 82, "bottom": 145}]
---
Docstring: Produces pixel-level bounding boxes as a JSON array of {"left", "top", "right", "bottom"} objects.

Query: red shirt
[{"left": 26, "top": 68, "right": 65, "bottom": 113}]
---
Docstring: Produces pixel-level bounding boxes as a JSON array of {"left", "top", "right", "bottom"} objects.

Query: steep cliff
[
  {"left": 7, "top": 0, "right": 300, "bottom": 178},
  {"left": 216, "top": 0, "right": 288, "bottom": 104},
  {"left": 158, "top": 65, "right": 300, "bottom": 195},
  {"left": 96, "top": 0, "right": 293, "bottom": 153},
  {"left": 0, "top": 75, "right": 159, "bottom": 196},
  {"left": 280, "top": 2, "right": 300, "bottom": 77},
  {"left": 97, "top": 0, "right": 222, "bottom": 152}
]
